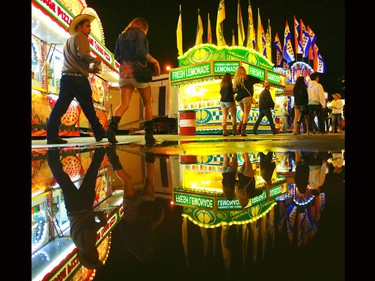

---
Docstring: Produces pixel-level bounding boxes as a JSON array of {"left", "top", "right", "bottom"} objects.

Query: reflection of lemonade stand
[{"left": 170, "top": 44, "right": 286, "bottom": 135}]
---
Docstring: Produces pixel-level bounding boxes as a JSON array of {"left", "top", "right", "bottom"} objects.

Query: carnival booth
[
  {"left": 31, "top": 0, "right": 119, "bottom": 138},
  {"left": 170, "top": 44, "right": 286, "bottom": 135}
]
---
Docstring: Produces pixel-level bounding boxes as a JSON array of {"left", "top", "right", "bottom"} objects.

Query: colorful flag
[
  {"left": 283, "top": 21, "right": 295, "bottom": 63},
  {"left": 176, "top": 5, "right": 183, "bottom": 56},
  {"left": 195, "top": 9, "right": 204, "bottom": 46},
  {"left": 216, "top": 0, "right": 226, "bottom": 46},
  {"left": 307, "top": 25, "right": 317, "bottom": 60},
  {"left": 237, "top": 0, "right": 245, "bottom": 46},
  {"left": 246, "top": 0, "right": 256, "bottom": 49},
  {"left": 273, "top": 32, "right": 283, "bottom": 66},
  {"left": 207, "top": 13, "right": 212, "bottom": 44},
  {"left": 299, "top": 19, "right": 310, "bottom": 58},
  {"left": 313, "top": 43, "right": 326, "bottom": 73},
  {"left": 294, "top": 16, "right": 302, "bottom": 55},
  {"left": 265, "top": 19, "right": 272, "bottom": 61},
  {"left": 256, "top": 7, "right": 262, "bottom": 53}
]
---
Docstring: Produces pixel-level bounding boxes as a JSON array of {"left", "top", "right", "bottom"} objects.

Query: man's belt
[{"left": 62, "top": 72, "right": 84, "bottom": 77}]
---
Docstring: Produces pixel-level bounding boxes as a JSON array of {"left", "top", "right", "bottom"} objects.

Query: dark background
[{"left": 87, "top": 0, "right": 345, "bottom": 97}]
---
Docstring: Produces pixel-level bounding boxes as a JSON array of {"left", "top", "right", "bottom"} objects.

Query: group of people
[
  {"left": 292, "top": 73, "right": 343, "bottom": 135},
  {"left": 46, "top": 13, "right": 343, "bottom": 145},
  {"left": 46, "top": 15, "right": 160, "bottom": 145},
  {"left": 219, "top": 66, "right": 278, "bottom": 136}
]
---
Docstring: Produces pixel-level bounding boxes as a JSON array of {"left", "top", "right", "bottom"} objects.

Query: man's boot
[
  {"left": 222, "top": 124, "right": 229, "bottom": 136},
  {"left": 106, "top": 116, "right": 121, "bottom": 144},
  {"left": 241, "top": 123, "right": 247, "bottom": 136},
  {"left": 144, "top": 120, "right": 156, "bottom": 145}
]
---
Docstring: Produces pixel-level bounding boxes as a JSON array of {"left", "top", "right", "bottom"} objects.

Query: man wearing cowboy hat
[
  {"left": 46, "top": 14, "right": 107, "bottom": 144},
  {"left": 330, "top": 93, "right": 343, "bottom": 133}
]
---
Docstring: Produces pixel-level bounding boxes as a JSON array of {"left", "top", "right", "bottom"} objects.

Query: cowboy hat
[
  {"left": 68, "top": 14, "right": 95, "bottom": 35},
  {"left": 332, "top": 93, "right": 341, "bottom": 99}
]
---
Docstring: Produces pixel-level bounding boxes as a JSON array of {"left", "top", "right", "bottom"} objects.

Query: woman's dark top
[
  {"left": 235, "top": 75, "right": 261, "bottom": 102},
  {"left": 293, "top": 85, "right": 308, "bottom": 106},
  {"left": 220, "top": 84, "right": 235, "bottom": 102},
  {"left": 114, "top": 28, "right": 149, "bottom": 64}
]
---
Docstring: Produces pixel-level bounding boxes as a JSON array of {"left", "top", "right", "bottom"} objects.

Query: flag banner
[
  {"left": 216, "top": 0, "right": 227, "bottom": 46},
  {"left": 232, "top": 29, "right": 236, "bottom": 46},
  {"left": 237, "top": 0, "right": 245, "bottom": 46},
  {"left": 273, "top": 32, "right": 283, "bottom": 66},
  {"left": 257, "top": 8, "right": 262, "bottom": 53},
  {"left": 294, "top": 16, "right": 303, "bottom": 54},
  {"left": 195, "top": 9, "right": 204, "bottom": 46},
  {"left": 246, "top": 0, "right": 256, "bottom": 49},
  {"left": 176, "top": 6, "right": 183, "bottom": 56},
  {"left": 307, "top": 26, "right": 317, "bottom": 60},
  {"left": 300, "top": 19, "right": 310, "bottom": 58},
  {"left": 266, "top": 19, "right": 272, "bottom": 61},
  {"left": 313, "top": 43, "right": 326, "bottom": 73},
  {"left": 261, "top": 25, "right": 267, "bottom": 57},
  {"left": 207, "top": 13, "right": 212, "bottom": 44},
  {"left": 283, "top": 21, "right": 295, "bottom": 63}
]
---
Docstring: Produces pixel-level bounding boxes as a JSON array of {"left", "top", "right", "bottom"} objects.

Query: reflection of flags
[
  {"left": 195, "top": 9, "right": 204, "bottom": 46},
  {"left": 283, "top": 21, "right": 295, "bottom": 63},
  {"left": 216, "top": 0, "right": 226, "bottom": 46},
  {"left": 300, "top": 19, "right": 310, "bottom": 58},
  {"left": 265, "top": 19, "right": 272, "bottom": 61},
  {"left": 207, "top": 13, "right": 212, "bottom": 44},
  {"left": 313, "top": 43, "right": 326, "bottom": 73},
  {"left": 176, "top": 5, "right": 183, "bottom": 56},
  {"left": 246, "top": 0, "right": 256, "bottom": 49},
  {"left": 294, "top": 16, "right": 302, "bottom": 55},
  {"left": 237, "top": 0, "right": 245, "bottom": 46},
  {"left": 273, "top": 32, "right": 283, "bottom": 66},
  {"left": 307, "top": 26, "right": 317, "bottom": 60}
]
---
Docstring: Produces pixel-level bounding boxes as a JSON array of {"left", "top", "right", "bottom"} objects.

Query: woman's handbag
[{"left": 132, "top": 61, "right": 156, "bottom": 83}]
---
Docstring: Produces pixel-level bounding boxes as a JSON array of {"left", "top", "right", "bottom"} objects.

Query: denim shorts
[
  {"left": 238, "top": 96, "right": 253, "bottom": 106},
  {"left": 220, "top": 101, "right": 236, "bottom": 108},
  {"left": 119, "top": 77, "right": 151, "bottom": 88}
]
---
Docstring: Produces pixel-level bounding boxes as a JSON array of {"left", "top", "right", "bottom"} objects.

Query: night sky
[{"left": 86, "top": 0, "right": 345, "bottom": 94}]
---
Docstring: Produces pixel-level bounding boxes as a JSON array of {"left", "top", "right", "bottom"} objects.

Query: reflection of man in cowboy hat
[{"left": 46, "top": 13, "right": 107, "bottom": 145}]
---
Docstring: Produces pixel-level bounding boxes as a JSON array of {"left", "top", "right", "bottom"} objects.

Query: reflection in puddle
[{"left": 31, "top": 144, "right": 345, "bottom": 281}]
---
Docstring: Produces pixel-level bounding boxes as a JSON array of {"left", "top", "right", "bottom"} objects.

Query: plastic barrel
[{"left": 179, "top": 110, "right": 196, "bottom": 136}]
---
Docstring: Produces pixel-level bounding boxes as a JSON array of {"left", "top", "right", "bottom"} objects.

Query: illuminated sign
[
  {"left": 269, "top": 184, "right": 283, "bottom": 198},
  {"left": 267, "top": 70, "right": 286, "bottom": 86},
  {"left": 170, "top": 62, "right": 212, "bottom": 82},
  {"left": 174, "top": 192, "right": 215, "bottom": 209},
  {"left": 213, "top": 61, "right": 240, "bottom": 74}
]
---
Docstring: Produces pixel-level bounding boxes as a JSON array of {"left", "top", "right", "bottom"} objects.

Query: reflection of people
[
  {"left": 47, "top": 147, "right": 107, "bottom": 269},
  {"left": 305, "top": 152, "right": 329, "bottom": 195},
  {"left": 221, "top": 153, "right": 238, "bottom": 200},
  {"left": 106, "top": 146, "right": 164, "bottom": 263},
  {"left": 293, "top": 151, "right": 310, "bottom": 194},
  {"left": 259, "top": 152, "right": 276, "bottom": 186},
  {"left": 292, "top": 76, "right": 309, "bottom": 135},
  {"left": 46, "top": 14, "right": 105, "bottom": 144},
  {"left": 307, "top": 72, "right": 326, "bottom": 134},
  {"left": 252, "top": 82, "right": 278, "bottom": 135},
  {"left": 233, "top": 66, "right": 261, "bottom": 136},
  {"left": 219, "top": 73, "right": 237, "bottom": 136},
  {"left": 108, "top": 18, "right": 161, "bottom": 145},
  {"left": 327, "top": 151, "right": 344, "bottom": 174},
  {"left": 235, "top": 153, "right": 262, "bottom": 208}
]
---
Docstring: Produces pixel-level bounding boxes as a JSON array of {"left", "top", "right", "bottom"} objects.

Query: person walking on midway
[
  {"left": 219, "top": 73, "right": 237, "bottom": 136},
  {"left": 330, "top": 93, "right": 343, "bottom": 133},
  {"left": 292, "top": 76, "right": 309, "bottom": 135},
  {"left": 252, "top": 82, "right": 278, "bottom": 135},
  {"left": 233, "top": 66, "right": 261, "bottom": 136},
  {"left": 107, "top": 18, "right": 161, "bottom": 145},
  {"left": 46, "top": 14, "right": 105, "bottom": 144},
  {"left": 307, "top": 72, "right": 326, "bottom": 135}
]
